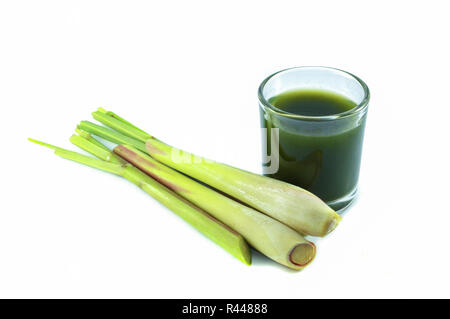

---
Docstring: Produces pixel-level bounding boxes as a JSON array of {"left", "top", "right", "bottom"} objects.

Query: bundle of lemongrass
[{"left": 29, "top": 108, "right": 341, "bottom": 270}]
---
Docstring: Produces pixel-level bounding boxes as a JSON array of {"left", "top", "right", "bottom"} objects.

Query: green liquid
[
  {"left": 269, "top": 89, "right": 356, "bottom": 116},
  {"left": 261, "top": 89, "right": 366, "bottom": 207}
]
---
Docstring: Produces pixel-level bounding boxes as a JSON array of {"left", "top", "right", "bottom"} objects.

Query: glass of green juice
[{"left": 258, "top": 66, "right": 370, "bottom": 211}]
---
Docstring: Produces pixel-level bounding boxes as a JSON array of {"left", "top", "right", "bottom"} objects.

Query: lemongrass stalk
[
  {"left": 29, "top": 138, "right": 251, "bottom": 265},
  {"left": 78, "top": 121, "right": 146, "bottom": 152},
  {"left": 114, "top": 144, "right": 316, "bottom": 270},
  {"left": 96, "top": 107, "right": 153, "bottom": 139},
  {"left": 28, "top": 138, "right": 122, "bottom": 174},
  {"left": 93, "top": 109, "right": 154, "bottom": 142},
  {"left": 146, "top": 139, "right": 340, "bottom": 237},
  {"left": 89, "top": 109, "right": 341, "bottom": 237},
  {"left": 69, "top": 134, "right": 124, "bottom": 164},
  {"left": 75, "top": 128, "right": 114, "bottom": 152}
]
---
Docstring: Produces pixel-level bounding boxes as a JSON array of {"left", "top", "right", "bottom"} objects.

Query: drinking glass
[{"left": 258, "top": 66, "right": 370, "bottom": 211}]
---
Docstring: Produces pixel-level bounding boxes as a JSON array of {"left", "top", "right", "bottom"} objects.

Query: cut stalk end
[
  {"left": 289, "top": 242, "right": 316, "bottom": 268},
  {"left": 326, "top": 213, "right": 342, "bottom": 235}
]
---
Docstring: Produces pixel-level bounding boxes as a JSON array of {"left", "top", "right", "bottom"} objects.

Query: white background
[{"left": 1, "top": 0, "right": 449, "bottom": 298}]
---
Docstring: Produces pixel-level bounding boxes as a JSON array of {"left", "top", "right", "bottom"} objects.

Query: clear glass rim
[{"left": 258, "top": 66, "right": 370, "bottom": 121}]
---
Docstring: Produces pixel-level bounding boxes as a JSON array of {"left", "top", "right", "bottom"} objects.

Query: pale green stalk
[
  {"left": 88, "top": 108, "right": 341, "bottom": 237},
  {"left": 145, "top": 139, "right": 341, "bottom": 237},
  {"left": 114, "top": 144, "right": 316, "bottom": 270},
  {"left": 75, "top": 128, "right": 115, "bottom": 152},
  {"left": 93, "top": 108, "right": 154, "bottom": 142},
  {"left": 96, "top": 107, "right": 152, "bottom": 139},
  {"left": 78, "top": 121, "right": 146, "bottom": 152},
  {"left": 29, "top": 137, "right": 251, "bottom": 265},
  {"left": 69, "top": 134, "right": 124, "bottom": 164}
]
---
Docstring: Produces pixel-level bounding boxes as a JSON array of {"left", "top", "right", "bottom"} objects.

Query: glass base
[{"left": 326, "top": 187, "right": 358, "bottom": 213}]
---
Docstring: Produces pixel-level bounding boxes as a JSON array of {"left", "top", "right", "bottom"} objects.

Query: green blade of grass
[{"left": 29, "top": 138, "right": 123, "bottom": 175}]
